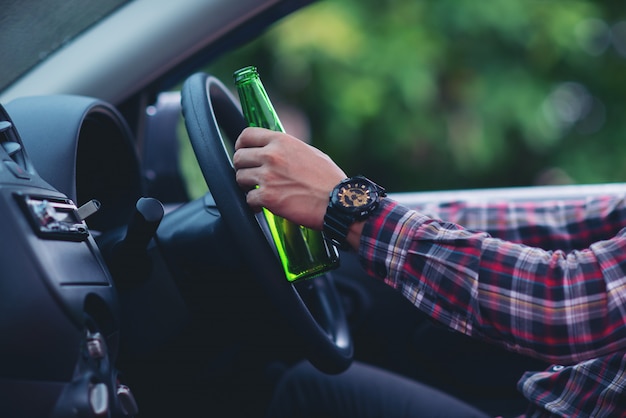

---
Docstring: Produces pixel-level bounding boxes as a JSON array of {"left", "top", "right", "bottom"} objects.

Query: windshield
[{"left": 0, "top": 0, "right": 130, "bottom": 91}]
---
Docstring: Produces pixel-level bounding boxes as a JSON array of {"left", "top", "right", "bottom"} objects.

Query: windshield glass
[{"left": 0, "top": 0, "right": 130, "bottom": 91}]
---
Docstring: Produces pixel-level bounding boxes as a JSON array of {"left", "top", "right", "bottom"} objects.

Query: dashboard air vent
[{"left": 0, "top": 106, "right": 31, "bottom": 176}]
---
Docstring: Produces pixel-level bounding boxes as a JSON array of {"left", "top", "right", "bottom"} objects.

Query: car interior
[{"left": 2, "top": 0, "right": 625, "bottom": 417}]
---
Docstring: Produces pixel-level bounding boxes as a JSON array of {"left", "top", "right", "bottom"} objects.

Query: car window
[
  {"left": 190, "top": 0, "right": 626, "bottom": 195},
  {"left": 149, "top": 0, "right": 626, "bottom": 202}
]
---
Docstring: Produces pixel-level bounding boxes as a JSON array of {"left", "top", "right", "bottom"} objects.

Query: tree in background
[{"left": 207, "top": 0, "right": 626, "bottom": 192}]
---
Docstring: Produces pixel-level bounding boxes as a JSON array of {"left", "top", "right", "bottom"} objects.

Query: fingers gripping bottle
[{"left": 234, "top": 66, "right": 339, "bottom": 282}]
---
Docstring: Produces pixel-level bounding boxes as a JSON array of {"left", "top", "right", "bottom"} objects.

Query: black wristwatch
[{"left": 323, "top": 175, "right": 386, "bottom": 250}]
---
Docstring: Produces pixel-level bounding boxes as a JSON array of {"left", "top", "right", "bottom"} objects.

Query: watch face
[{"left": 337, "top": 181, "right": 374, "bottom": 209}]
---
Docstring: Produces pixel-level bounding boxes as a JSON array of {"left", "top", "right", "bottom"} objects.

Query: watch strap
[{"left": 323, "top": 209, "right": 353, "bottom": 250}]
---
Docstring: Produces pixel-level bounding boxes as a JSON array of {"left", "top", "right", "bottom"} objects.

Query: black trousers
[{"left": 266, "top": 360, "right": 493, "bottom": 418}]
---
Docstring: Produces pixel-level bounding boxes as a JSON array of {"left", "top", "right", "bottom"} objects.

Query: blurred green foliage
[{"left": 205, "top": 0, "right": 626, "bottom": 192}]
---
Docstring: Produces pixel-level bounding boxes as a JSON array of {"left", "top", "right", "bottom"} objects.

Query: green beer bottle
[{"left": 234, "top": 65, "right": 339, "bottom": 282}]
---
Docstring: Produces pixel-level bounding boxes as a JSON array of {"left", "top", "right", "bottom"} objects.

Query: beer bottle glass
[{"left": 234, "top": 66, "right": 339, "bottom": 281}]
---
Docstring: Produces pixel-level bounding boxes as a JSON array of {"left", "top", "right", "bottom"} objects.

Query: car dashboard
[
  {"left": 0, "top": 92, "right": 287, "bottom": 417},
  {"left": 0, "top": 98, "right": 128, "bottom": 416}
]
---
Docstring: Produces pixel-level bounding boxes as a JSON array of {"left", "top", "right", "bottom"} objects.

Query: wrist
[
  {"left": 322, "top": 175, "right": 386, "bottom": 250},
  {"left": 346, "top": 221, "right": 365, "bottom": 250}
]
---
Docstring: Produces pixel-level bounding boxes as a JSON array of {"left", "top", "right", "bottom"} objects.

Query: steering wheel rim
[{"left": 181, "top": 72, "right": 353, "bottom": 374}]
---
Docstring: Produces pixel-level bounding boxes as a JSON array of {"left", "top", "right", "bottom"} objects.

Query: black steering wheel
[{"left": 181, "top": 72, "right": 353, "bottom": 374}]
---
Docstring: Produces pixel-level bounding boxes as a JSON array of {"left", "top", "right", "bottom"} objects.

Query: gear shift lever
[{"left": 111, "top": 197, "right": 164, "bottom": 286}]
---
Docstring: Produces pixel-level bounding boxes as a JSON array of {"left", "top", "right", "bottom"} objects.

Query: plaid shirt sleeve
[{"left": 358, "top": 195, "right": 626, "bottom": 364}]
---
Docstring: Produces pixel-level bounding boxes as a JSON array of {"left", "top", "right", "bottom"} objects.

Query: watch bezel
[{"left": 329, "top": 176, "right": 385, "bottom": 218}]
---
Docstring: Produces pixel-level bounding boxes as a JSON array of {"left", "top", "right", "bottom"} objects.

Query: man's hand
[{"left": 234, "top": 127, "right": 347, "bottom": 231}]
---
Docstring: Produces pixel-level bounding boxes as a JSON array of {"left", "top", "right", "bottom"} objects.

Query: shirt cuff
[{"left": 358, "top": 198, "right": 419, "bottom": 288}]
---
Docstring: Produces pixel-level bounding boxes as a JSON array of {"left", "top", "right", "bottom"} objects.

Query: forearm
[{"left": 358, "top": 199, "right": 626, "bottom": 364}]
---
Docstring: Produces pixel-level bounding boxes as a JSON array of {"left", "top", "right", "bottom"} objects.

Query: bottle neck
[{"left": 234, "top": 67, "right": 284, "bottom": 132}]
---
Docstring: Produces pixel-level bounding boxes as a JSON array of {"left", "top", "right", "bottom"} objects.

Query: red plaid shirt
[{"left": 358, "top": 195, "right": 626, "bottom": 417}]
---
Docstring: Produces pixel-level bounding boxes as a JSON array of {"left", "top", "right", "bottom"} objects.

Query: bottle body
[{"left": 234, "top": 66, "right": 339, "bottom": 282}]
